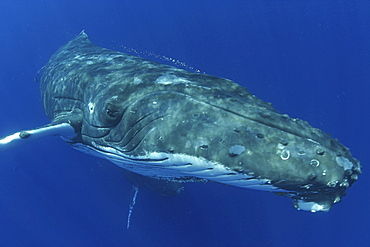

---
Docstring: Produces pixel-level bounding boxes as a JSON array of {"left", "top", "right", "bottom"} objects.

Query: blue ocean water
[{"left": 0, "top": 1, "right": 369, "bottom": 246}]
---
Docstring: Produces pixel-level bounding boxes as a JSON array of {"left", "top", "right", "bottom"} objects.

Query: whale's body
[{"left": 0, "top": 31, "right": 361, "bottom": 213}]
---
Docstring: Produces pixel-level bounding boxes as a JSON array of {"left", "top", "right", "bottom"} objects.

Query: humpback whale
[{"left": 0, "top": 31, "right": 361, "bottom": 217}]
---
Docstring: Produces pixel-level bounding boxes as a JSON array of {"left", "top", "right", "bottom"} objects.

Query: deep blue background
[{"left": 0, "top": 1, "right": 369, "bottom": 246}]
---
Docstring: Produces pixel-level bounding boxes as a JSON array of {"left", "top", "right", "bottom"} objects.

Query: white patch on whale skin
[
  {"left": 229, "top": 145, "right": 246, "bottom": 156},
  {"left": 133, "top": 77, "right": 143, "bottom": 85},
  {"left": 336, "top": 156, "right": 354, "bottom": 171},
  {"left": 88, "top": 102, "right": 95, "bottom": 114},
  {"left": 294, "top": 200, "right": 330, "bottom": 213},
  {"left": 155, "top": 74, "right": 189, "bottom": 85}
]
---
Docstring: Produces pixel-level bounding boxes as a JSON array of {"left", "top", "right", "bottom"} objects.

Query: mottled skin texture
[{"left": 40, "top": 32, "right": 360, "bottom": 210}]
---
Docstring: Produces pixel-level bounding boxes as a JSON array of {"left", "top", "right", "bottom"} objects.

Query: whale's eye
[
  {"left": 103, "top": 102, "right": 122, "bottom": 126},
  {"left": 106, "top": 103, "right": 119, "bottom": 118}
]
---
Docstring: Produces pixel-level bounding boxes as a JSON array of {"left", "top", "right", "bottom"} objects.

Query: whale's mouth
[
  {"left": 67, "top": 139, "right": 346, "bottom": 213},
  {"left": 69, "top": 139, "right": 287, "bottom": 188}
]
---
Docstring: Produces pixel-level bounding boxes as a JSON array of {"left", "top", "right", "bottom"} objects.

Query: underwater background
[{"left": 0, "top": 1, "right": 369, "bottom": 246}]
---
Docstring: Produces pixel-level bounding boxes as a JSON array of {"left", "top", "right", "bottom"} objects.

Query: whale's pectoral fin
[
  {"left": 121, "top": 169, "right": 184, "bottom": 229},
  {"left": 126, "top": 185, "right": 139, "bottom": 229},
  {"left": 0, "top": 123, "right": 76, "bottom": 152}
]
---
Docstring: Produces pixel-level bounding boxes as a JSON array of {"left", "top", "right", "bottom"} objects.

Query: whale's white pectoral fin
[
  {"left": 126, "top": 186, "right": 139, "bottom": 229},
  {"left": 0, "top": 123, "right": 76, "bottom": 152}
]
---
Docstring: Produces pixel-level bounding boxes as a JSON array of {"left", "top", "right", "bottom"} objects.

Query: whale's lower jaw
[
  {"left": 69, "top": 141, "right": 283, "bottom": 189},
  {"left": 68, "top": 140, "right": 338, "bottom": 212}
]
